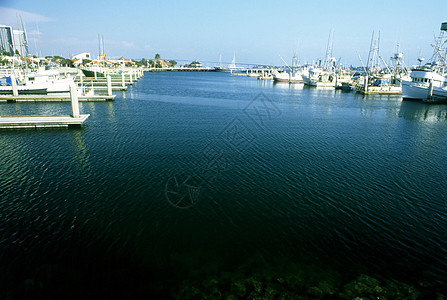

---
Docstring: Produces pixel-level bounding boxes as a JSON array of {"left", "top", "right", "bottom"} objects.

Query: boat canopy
[
  {"left": 373, "top": 79, "right": 389, "bottom": 86},
  {"left": 0, "top": 76, "right": 13, "bottom": 87}
]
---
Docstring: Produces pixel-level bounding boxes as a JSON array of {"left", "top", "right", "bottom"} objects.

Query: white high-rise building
[{"left": 0, "top": 25, "right": 14, "bottom": 56}]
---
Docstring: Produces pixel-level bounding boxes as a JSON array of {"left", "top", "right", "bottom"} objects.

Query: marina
[{"left": 1, "top": 4, "right": 447, "bottom": 298}]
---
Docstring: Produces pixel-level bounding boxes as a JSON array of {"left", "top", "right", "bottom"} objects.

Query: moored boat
[
  {"left": 0, "top": 75, "right": 47, "bottom": 95},
  {"left": 402, "top": 22, "right": 447, "bottom": 102}
]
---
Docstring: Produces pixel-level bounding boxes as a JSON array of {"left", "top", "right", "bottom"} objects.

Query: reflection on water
[
  {"left": 107, "top": 101, "right": 115, "bottom": 122},
  {"left": 399, "top": 100, "right": 447, "bottom": 122},
  {"left": 71, "top": 129, "right": 91, "bottom": 178}
]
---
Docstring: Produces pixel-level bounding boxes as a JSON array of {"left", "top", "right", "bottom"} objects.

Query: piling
[
  {"left": 70, "top": 83, "right": 80, "bottom": 118},
  {"left": 11, "top": 74, "right": 18, "bottom": 97},
  {"left": 130, "top": 72, "right": 133, "bottom": 84},
  {"left": 364, "top": 75, "right": 369, "bottom": 94},
  {"left": 121, "top": 73, "right": 125, "bottom": 88},
  {"left": 428, "top": 81, "right": 433, "bottom": 99},
  {"left": 107, "top": 75, "right": 112, "bottom": 96}
]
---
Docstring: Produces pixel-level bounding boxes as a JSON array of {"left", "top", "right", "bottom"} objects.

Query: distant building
[
  {"left": 188, "top": 60, "right": 202, "bottom": 68},
  {"left": 0, "top": 25, "right": 14, "bottom": 56},
  {"left": 156, "top": 59, "right": 170, "bottom": 68},
  {"left": 72, "top": 52, "right": 91, "bottom": 60},
  {"left": 12, "top": 29, "right": 29, "bottom": 57},
  {"left": 71, "top": 58, "right": 82, "bottom": 67}
]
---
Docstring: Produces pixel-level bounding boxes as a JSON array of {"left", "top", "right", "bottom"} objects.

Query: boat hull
[
  {"left": 0, "top": 87, "right": 47, "bottom": 95},
  {"left": 402, "top": 81, "right": 430, "bottom": 100},
  {"left": 82, "top": 69, "right": 105, "bottom": 78}
]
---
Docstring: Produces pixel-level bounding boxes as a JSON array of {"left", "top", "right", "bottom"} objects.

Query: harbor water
[{"left": 0, "top": 72, "right": 446, "bottom": 298}]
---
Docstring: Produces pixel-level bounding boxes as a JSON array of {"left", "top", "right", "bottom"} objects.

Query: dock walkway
[
  {"left": 0, "top": 114, "right": 90, "bottom": 129},
  {"left": 0, "top": 94, "right": 115, "bottom": 102}
]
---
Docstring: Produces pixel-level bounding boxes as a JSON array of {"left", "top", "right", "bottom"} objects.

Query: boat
[
  {"left": 214, "top": 54, "right": 229, "bottom": 72},
  {"left": 275, "top": 54, "right": 304, "bottom": 84},
  {"left": 81, "top": 69, "right": 105, "bottom": 78},
  {"left": 402, "top": 22, "right": 447, "bottom": 102},
  {"left": 273, "top": 69, "right": 303, "bottom": 83},
  {"left": 0, "top": 75, "right": 47, "bottom": 95},
  {"left": 81, "top": 66, "right": 129, "bottom": 78},
  {"left": 304, "top": 67, "right": 336, "bottom": 88},
  {"left": 25, "top": 65, "right": 74, "bottom": 93},
  {"left": 359, "top": 76, "right": 401, "bottom": 95}
]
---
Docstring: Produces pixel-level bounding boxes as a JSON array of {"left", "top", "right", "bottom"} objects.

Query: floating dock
[
  {"left": 0, "top": 84, "right": 90, "bottom": 129},
  {"left": 0, "top": 114, "right": 90, "bottom": 129},
  {"left": 0, "top": 94, "right": 115, "bottom": 102}
]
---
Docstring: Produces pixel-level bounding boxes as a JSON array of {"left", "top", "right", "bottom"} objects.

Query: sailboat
[
  {"left": 228, "top": 53, "right": 244, "bottom": 71},
  {"left": 214, "top": 54, "right": 227, "bottom": 72}
]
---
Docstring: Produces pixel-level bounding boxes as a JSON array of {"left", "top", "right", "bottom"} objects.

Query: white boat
[
  {"left": 273, "top": 69, "right": 304, "bottom": 83},
  {"left": 305, "top": 67, "right": 336, "bottom": 88},
  {"left": 402, "top": 22, "right": 447, "bottom": 102},
  {"left": 0, "top": 75, "right": 47, "bottom": 94},
  {"left": 25, "top": 65, "right": 74, "bottom": 93}
]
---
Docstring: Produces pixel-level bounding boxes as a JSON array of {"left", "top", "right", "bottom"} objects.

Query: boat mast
[
  {"left": 324, "top": 29, "right": 334, "bottom": 70},
  {"left": 98, "top": 34, "right": 101, "bottom": 61}
]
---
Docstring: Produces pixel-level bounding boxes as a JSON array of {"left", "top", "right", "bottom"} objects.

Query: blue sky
[{"left": 1, "top": 0, "right": 447, "bottom": 66}]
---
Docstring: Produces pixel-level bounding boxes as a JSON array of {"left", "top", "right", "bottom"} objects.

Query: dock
[
  {"left": 0, "top": 114, "right": 90, "bottom": 129},
  {"left": 0, "top": 84, "right": 90, "bottom": 129},
  {"left": 0, "top": 94, "right": 116, "bottom": 102}
]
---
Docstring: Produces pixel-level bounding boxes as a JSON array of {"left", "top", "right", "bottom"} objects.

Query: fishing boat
[
  {"left": 359, "top": 76, "right": 401, "bottom": 95},
  {"left": 305, "top": 67, "right": 336, "bottom": 88},
  {"left": 273, "top": 70, "right": 303, "bottom": 83},
  {"left": 402, "top": 22, "right": 447, "bottom": 102},
  {"left": 275, "top": 54, "right": 304, "bottom": 84}
]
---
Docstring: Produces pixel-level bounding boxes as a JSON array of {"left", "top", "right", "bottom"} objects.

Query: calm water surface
[{"left": 0, "top": 72, "right": 446, "bottom": 298}]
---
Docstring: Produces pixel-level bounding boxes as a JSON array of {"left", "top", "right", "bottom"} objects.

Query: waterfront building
[
  {"left": 72, "top": 52, "right": 91, "bottom": 60},
  {"left": 0, "top": 25, "right": 14, "bottom": 56},
  {"left": 188, "top": 60, "right": 202, "bottom": 68}
]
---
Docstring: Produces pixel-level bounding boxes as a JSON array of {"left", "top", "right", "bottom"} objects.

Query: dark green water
[{"left": 0, "top": 72, "right": 446, "bottom": 299}]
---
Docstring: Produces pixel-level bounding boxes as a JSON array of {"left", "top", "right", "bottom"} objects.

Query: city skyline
[{"left": 1, "top": 0, "right": 447, "bottom": 67}]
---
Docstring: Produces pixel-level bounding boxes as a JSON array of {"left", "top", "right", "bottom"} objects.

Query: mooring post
[
  {"left": 11, "top": 74, "right": 18, "bottom": 97},
  {"left": 121, "top": 72, "right": 125, "bottom": 88},
  {"left": 80, "top": 74, "right": 84, "bottom": 95},
  {"left": 428, "top": 81, "right": 433, "bottom": 100},
  {"left": 107, "top": 75, "right": 112, "bottom": 96},
  {"left": 70, "top": 83, "right": 80, "bottom": 118},
  {"left": 364, "top": 75, "right": 369, "bottom": 94},
  {"left": 130, "top": 71, "right": 133, "bottom": 84}
]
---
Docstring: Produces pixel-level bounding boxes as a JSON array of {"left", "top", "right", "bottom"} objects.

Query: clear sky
[{"left": 1, "top": 0, "right": 447, "bottom": 67}]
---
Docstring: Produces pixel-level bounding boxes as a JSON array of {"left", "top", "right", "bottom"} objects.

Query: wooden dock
[{"left": 0, "top": 114, "right": 90, "bottom": 129}]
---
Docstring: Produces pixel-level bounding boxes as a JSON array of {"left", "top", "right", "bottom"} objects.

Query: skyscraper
[{"left": 0, "top": 25, "right": 14, "bottom": 56}]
